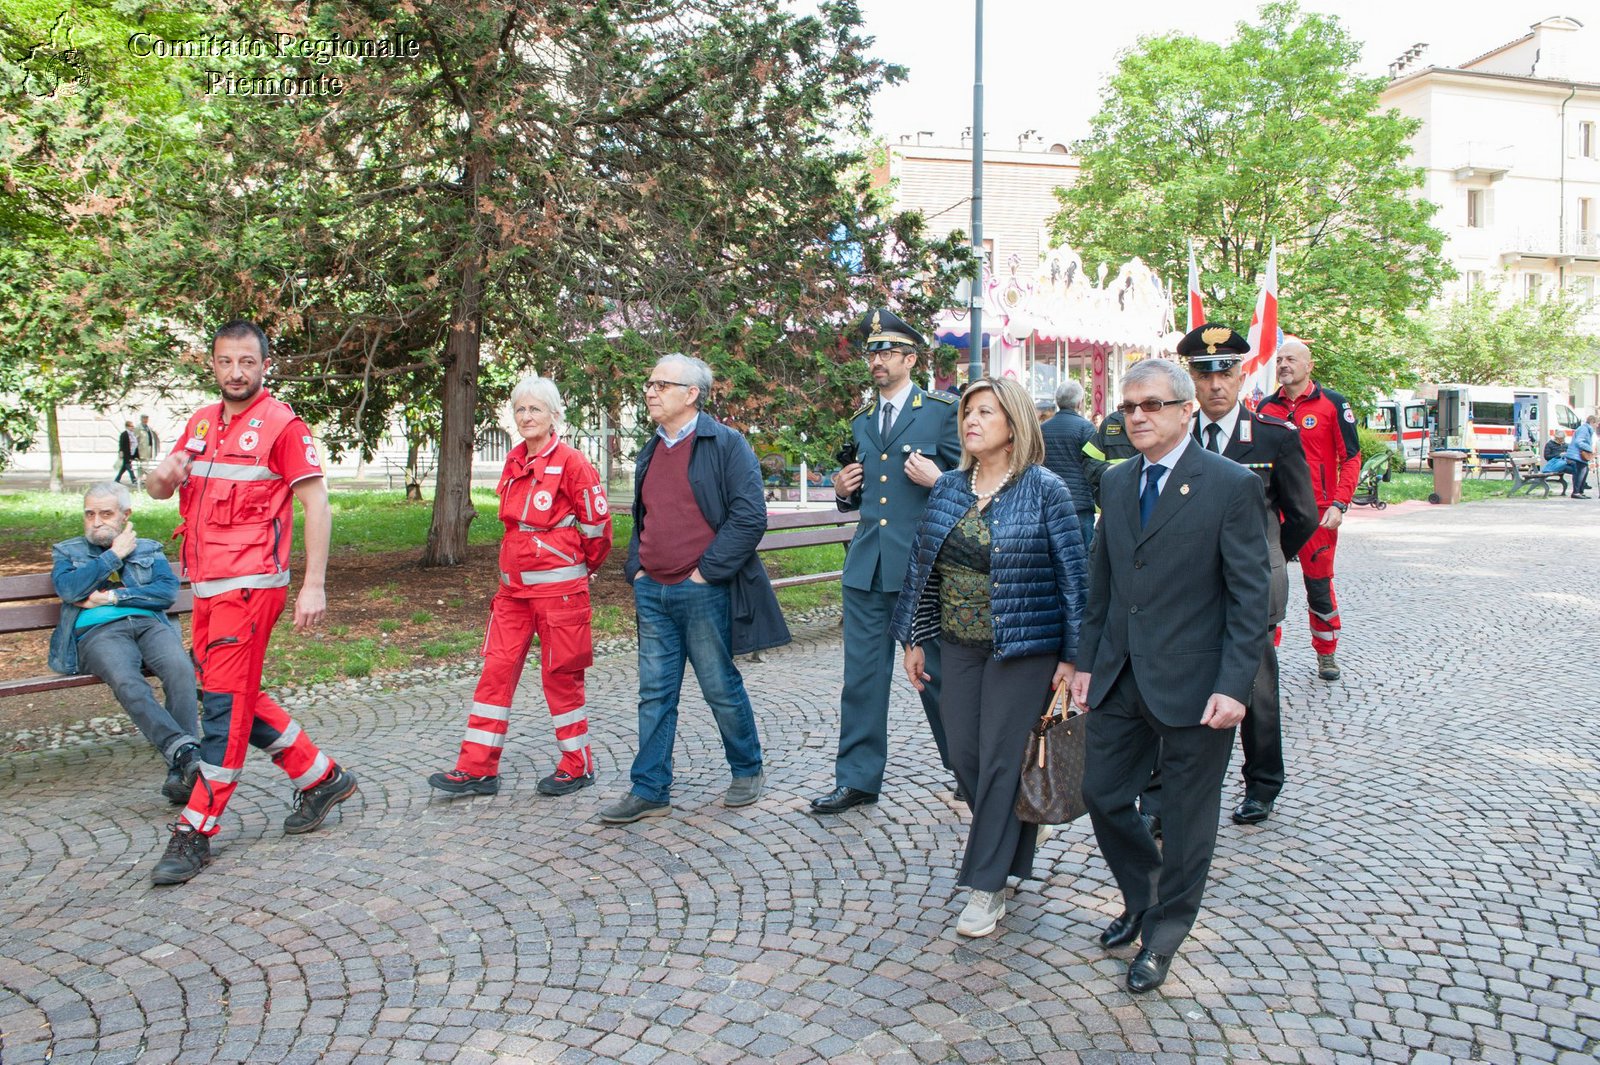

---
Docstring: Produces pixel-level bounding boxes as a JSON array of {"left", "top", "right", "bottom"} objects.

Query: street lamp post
[{"left": 969, "top": 0, "right": 984, "bottom": 383}]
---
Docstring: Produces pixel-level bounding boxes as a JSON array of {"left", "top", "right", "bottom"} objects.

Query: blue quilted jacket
[{"left": 890, "top": 464, "right": 1087, "bottom": 661}]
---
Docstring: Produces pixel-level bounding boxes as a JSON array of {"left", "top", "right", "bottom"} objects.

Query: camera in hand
[{"left": 835, "top": 440, "right": 859, "bottom": 468}]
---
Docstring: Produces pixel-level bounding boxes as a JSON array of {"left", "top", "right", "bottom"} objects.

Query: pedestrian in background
[
  {"left": 115, "top": 420, "right": 139, "bottom": 486},
  {"left": 1039, "top": 379, "right": 1098, "bottom": 549},
  {"left": 892, "top": 376, "right": 1086, "bottom": 939},
  {"left": 1565, "top": 416, "right": 1595, "bottom": 499}
]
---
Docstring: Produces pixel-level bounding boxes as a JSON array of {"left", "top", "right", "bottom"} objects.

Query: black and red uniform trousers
[
  {"left": 180, "top": 585, "right": 334, "bottom": 836},
  {"left": 1298, "top": 521, "right": 1341, "bottom": 656},
  {"left": 451, "top": 585, "right": 596, "bottom": 779}
]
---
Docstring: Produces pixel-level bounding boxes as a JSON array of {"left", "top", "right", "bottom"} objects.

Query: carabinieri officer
[{"left": 811, "top": 308, "right": 961, "bottom": 814}]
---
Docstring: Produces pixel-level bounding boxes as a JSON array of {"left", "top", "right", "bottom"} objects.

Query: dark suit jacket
[
  {"left": 1075, "top": 442, "right": 1271, "bottom": 726},
  {"left": 1197, "top": 406, "right": 1319, "bottom": 626}
]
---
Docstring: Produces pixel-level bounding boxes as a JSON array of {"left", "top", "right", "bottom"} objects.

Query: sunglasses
[{"left": 1116, "top": 398, "right": 1188, "bottom": 415}]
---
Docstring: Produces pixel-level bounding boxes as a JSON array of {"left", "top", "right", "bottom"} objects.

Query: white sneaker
[{"left": 956, "top": 889, "right": 1007, "bottom": 937}]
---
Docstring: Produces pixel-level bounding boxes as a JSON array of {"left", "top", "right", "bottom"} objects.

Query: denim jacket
[{"left": 48, "top": 536, "right": 179, "bottom": 674}]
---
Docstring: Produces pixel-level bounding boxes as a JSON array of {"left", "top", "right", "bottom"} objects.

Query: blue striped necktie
[{"left": 1139, "top": 464, "right": 1164, "bottom": 529}]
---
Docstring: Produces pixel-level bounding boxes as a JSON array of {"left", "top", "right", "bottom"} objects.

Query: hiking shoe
[
  {"left": 151, "top": 823, "right": 211, "bottom": 885},
  {"left": 161, "top": 743, "right": 202, "bottom": 805},
  {"left": 956, "top": 889, "right": 1007, "bottom": 937},
  {"left": 537, "top": 769, "right": 595, "bottom": 796},
  {"left": 723, "top": 771, "right": 765, "bottom": 808},
  {"left": 598, "top": 793, "right": 670, "bottom": 824},
  {"left": 1317, "top": 653, "right": 1341, "bottom": 681},
  {"left": 284, "top": 765, "right": 358, "bottom": 835},
  {"left": 428, "top": 769, "right": 500, "bottom": 796}
]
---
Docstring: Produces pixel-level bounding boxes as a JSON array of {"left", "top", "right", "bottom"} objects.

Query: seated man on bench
[{"left": 49, "top": 482, "right": 200, "bottom": 803}]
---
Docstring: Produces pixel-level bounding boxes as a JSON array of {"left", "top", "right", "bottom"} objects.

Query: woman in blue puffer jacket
[{"left": 891, "top": 375, "right": 1087, "bottom": 939}]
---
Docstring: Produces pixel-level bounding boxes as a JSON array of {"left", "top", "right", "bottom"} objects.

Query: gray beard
[{"left": 86, "top": 526, "right": 117, "bottom": 548}]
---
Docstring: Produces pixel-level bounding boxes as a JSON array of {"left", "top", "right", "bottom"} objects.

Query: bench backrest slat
[
  {"left": 0, "top": 573, "right": 58, "bottom": 603},
  {"left": 0, "top": 582, "right": 194, "bottom": 638},
  {"left": 762, "top": 509, "right": 859, "bottom": 532}
]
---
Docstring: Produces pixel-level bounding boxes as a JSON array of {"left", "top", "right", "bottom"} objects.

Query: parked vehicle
[
  {"left": 1364, "top": 392, "right": 1434, "bottom": 470},
  {"left": 1426, "top": 384, "right": 1578, "bottom": 460}
]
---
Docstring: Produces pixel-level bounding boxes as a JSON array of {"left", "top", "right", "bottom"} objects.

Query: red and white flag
[
  {"left": 1242, "top": 242, "right": 1279, "bottom": 409},
  {"left": 1187, "top": 240, "right": 1205, "bottom": 329}
]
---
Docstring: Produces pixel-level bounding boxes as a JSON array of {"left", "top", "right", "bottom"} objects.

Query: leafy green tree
[
  {"left": 1051, "top": 0, "right": 1450, "bottom": 401},
  {"left": 0, "top": 0, "right": 202, "bottom": 479},
  {"left": 1407, "top": 285, "right": 1599, "bottom": 386},
  {"left": 128, "top": 0, "right": 968, "bottom": 565}
]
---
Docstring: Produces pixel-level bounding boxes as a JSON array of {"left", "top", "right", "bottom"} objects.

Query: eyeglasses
[
  {"left": 643, "top": 380, "right": 691, "bottom": 393},
  {"left": 1117, "top": 398, "right": 1188, "bottom": 415},
  {"left": 865, "top": 349, "right": 910, "bottom": 364}
]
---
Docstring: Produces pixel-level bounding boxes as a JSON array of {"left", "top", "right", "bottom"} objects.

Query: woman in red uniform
[{"left": 429, "top": 377, "right": 613, "bottom": 797}]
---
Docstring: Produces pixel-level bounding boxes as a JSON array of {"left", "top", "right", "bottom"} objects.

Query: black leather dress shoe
[
  {"left": 953, "top": 779, "right": 970, "bottom": 804},
  {"left": 1232, "top": 796, "right": 1274, "bottom": 824},
  {"left": 1127, "top": 948, "right": 1173, "bottom": 993},
  {"left": 1099, "top": 909, "right": 1146, "bottom": 949},
  {"left": 809, "top": 786, "right": 879, "bottom": 814}
]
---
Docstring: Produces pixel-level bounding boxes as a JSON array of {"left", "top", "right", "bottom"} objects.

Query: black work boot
[
  {"left": 283, "top": 765, "right": 358, "bottom": 835},
  {"left": 151, "top": 823, "right": 211, "bottom": 885},
  {"left": 161, "top": 743, "right": 202, "bottom": 805}
]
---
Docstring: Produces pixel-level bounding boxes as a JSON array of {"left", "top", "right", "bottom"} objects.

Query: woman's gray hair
[
  {"left": 84, "top": 481, "right": 132, "bottom": 512},
  {"left": 1121, "top": 358, "right": 1195, "bottom": 403},
  {"left": 656, "top": 353, "right": 713, "bottom": 408},
  {"left": 509, "top": 376, "right": 566, "bottom": 431},
  {"left": 1054, "top": 379, "right": 1085, "bottom": 412}
]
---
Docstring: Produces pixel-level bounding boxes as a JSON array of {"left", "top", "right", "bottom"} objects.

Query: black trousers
[
  {"left": 939, "top": 641, "right": 1055, "bottom": 891},
  {"left": 1082, "top": 665, "right": 1235, "bottom": 955},
  {"left": 1143, "top": 641, "right": 1281, "bottom": 814}
]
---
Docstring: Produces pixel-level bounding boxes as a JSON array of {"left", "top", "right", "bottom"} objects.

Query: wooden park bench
[
  {"left": 1506, "top": 449, "right": 1569, "bottom": 498},
  {"left": 0, "top": 573, "right": 194, "bottom": 698},
  {"left": 757, "top": 508, "right": 859, "bottom": 590}
]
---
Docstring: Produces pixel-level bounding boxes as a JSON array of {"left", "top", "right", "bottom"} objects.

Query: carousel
[{"left": 934, "top": 243, "right": 1178, "bottom": 418}]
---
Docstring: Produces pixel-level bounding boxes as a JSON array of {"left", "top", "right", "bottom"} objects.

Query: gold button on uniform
[
  {"left": 879, "top": 518, "right": 888, "bottom": 526},
  {"left": 880, "top": 453, "right": 888, "bottom": 461},
  {"left": 879, "top": 496, "right": 887, "bottom": 504},
  {"left": 880, "top": 475, "right": 888, "bottom": 483}
]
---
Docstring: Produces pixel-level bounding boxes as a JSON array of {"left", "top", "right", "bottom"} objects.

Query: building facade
[{"left": 1381, "top": 15, "right": 1600, "bottom": 410}]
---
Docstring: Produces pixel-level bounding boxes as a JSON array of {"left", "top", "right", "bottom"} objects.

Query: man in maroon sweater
[{"left": 599, "top": 354, "right": 789, "bottom": 824}]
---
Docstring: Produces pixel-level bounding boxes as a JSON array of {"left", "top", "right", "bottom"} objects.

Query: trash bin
[{"left": 1429, "top": 450, "right": 1465, "bottom": 504}]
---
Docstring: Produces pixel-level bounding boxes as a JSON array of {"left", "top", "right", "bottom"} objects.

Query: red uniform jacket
[
  {"left": 496, "top": 436, "right": 612, "bottom": 598},
  {"left": 1258, "top": 382, "right": 1360, "bottom": 508}
]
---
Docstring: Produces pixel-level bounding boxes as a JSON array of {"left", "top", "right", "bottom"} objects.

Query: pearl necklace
[{"left": 969, "top": 463, "right": 1012, "bottom": 503}]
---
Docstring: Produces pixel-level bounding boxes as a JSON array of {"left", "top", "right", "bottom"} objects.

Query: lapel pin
[{"left": 1180, "top": 483, "right": 1190, "bottom": 495}]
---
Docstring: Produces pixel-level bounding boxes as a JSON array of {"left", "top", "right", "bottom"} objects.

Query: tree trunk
[
  {"left": 422, "top": 157, "right": 488, "bottom": 566},
  {"left": 46, "top": 403, "right": 64, "bottom": 493}
]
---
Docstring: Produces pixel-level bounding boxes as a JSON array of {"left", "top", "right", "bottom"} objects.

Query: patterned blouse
[{"left": 935, "top": 502, "right": 993, "bottom": 648}]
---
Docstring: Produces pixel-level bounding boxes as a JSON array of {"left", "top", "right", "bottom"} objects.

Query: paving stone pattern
[{"left": 1, "top": 497, "right": 1596, "bottom": 1064}]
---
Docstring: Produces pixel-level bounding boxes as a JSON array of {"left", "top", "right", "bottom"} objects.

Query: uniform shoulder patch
[
  {"left": 923, "top": 389, "right": 956, "bottom": 404},
  {"left": 851, "top": 401, "right": 874, "bottom": 420}
]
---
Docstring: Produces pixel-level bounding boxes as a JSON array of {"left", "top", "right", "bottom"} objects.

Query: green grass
[
  {"left": 422, "top": 631, "right": 482, "bottom": 658},
  {"left": 378, "top": 619, "right": 402, "bottom": 634},
  {"left": 592, "top": 604, "right": 630, "bottom": 638},
  {"left": 410, "top": 610, "right": 433, "bottom": 625},
  {"left": 1372, "top": 471, "right": 1515, "bottom": 505},
  {"left": 263, "top": 632, "right": 411, "bottom": 688}
]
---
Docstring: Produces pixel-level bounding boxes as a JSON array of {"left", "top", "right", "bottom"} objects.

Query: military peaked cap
[
  {"left": 856, "top": 307, "right": 927, "bottom": 351},
  {"left": 1177, "top": 323, "right": 1250, "bottom": 372}
]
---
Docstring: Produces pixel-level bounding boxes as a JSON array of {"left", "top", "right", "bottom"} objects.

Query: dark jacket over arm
[{"left": 1040, "top": 410, "right": 1096, "bottom": 516}]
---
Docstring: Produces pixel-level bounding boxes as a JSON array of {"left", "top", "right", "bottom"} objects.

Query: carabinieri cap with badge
[{"left": 1175, "top": 323, "right": 1250, "bottom": 373}]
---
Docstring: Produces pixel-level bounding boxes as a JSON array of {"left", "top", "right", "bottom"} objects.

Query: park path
[{"left": 1, "top": 496, "right": 1597, "bottom": 1064}]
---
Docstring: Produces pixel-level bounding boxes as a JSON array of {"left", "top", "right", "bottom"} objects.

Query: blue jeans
[
  {"left": 630, "top": 574, "right": 763, "bottom": 802},
  {"left": 75, "top": 615, "right": 198, "bottom": 765},
  {"left": 1078, "top": 510, "right": 1096, "bottom": 552}
]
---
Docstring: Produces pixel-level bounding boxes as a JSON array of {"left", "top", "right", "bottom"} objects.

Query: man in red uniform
[
  {"left": 1256, "top": 338, "right": 1360, "bottom": 681},
  {"left": 144, "top": 320, "right": 357, "bottom": 884},
  {"left": 428, "top": 376, "right": 612, "bottom": 798}
]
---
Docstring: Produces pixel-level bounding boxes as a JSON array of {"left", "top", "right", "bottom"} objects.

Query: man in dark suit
[
  {"left": 811, "top": 308, "right": 961, "bottom": 814},
  {"left": 1071, "top": 348, "right": 1271, "bottom": 993},
  {"left": 1183, "top": 330, "right": 1318, "bottom": 825}
]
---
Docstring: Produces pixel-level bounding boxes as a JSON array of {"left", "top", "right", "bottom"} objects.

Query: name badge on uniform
[
  {"left": 184, "top": 436, "right": 206, "bottom": 455},
  {"left": 1239, "top": 420, "right": 1253, "bottom": 444}
]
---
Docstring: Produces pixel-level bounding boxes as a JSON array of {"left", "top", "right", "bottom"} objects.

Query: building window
[
  {"left": 1570, "top": 276, "right": 1595, "bottom": 304},
  {"left": 1464, "top": 270, "right": 1484, "bottom": 291},
  {"left": 1466, "top": 189, "right": 1488, "bottom": 228},
  {"left": 1580, "top": 197, "right": 1595, "bottom": 237},
  {"left": 1582, "top": 121, "right": 1597, "bottom": 160},
  {"left": 1524, "top": 273, "right": 1544, "bottom": 299}
]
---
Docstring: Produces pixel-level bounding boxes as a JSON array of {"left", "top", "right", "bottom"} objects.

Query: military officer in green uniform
[{"left": 811, "top": 308, "right": 961, "bottom": 814}]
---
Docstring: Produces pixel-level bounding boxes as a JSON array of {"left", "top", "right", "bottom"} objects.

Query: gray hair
[
  {"left": 84, "top": 482, "right": 132, "bottom": 512},
  {"left": 509, "top": 376, "right": 566, "bottom": 431},
  {"left": 656, "top": 353, "right": 713, "bottom": 409},
  {"left": 1054, "top": 379, "right": 1085, "bottom": 412},
  {"left": 1121, "top": 358, "right": 1196, "bottom": 403}
]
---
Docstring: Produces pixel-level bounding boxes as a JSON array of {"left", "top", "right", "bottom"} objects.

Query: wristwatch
[{"left": 1330, "top": 501, "right": 1349, "bottom": 513}]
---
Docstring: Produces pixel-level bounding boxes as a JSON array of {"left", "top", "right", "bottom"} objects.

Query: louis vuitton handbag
[{"left": 1014, "top": 682, "right": 1089, "bottom": 825}]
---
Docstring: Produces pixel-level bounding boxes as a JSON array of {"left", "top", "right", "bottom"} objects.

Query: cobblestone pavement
[{"left": 2, "top": 498, "right": 1596, "bottom": 1064}]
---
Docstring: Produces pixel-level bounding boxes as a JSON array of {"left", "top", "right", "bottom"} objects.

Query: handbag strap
[{"left": 1041, "top": 682, "right": 1069, "bottom": 724}]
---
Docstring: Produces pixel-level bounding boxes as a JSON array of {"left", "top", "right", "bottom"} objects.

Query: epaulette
[
  {"left": 1253, "top": 409, "right": 1294, "bottom": 429},
  {"left": 851, "top": 401, "right": 874, "bottom": 420},
  {"left": 923, "top": 390, "right": 957, "bottom": 404}
]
